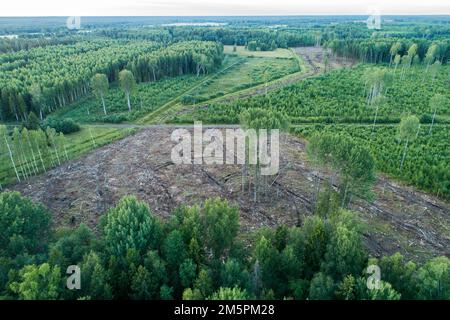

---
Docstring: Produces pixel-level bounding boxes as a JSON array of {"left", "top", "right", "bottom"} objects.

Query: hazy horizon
[{"left": 2, "top": 0, "right": 450, "bottom": 16}]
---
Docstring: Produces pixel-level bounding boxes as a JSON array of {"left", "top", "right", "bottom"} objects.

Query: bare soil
[{"left": 9, "top": 127, "right": 450, "bottom": 262}]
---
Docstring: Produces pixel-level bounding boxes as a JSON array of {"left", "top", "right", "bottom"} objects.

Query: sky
[{"left": 1, "top": 0, "right": 450, "bottom": 16}]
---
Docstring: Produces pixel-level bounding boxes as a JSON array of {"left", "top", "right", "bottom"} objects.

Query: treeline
[
  {"left": 0, "top": 192, "right": 448, "bottom": 300},
  {"left": 0, "top": 40, "right": 224, "bottom": 122},
  {"left": 102, "top": 27, "right": 317, "bottom": 50},
  {"left": 127, "top": 41, "right": 224, "bottom": 83},
  {"left": 0, "top": 36, "right": 79, "bottom": 54},
  {"left": 327, "top": 38, "right": 450, "bottom": 64},
  {"left": 0, "top": 40, "right": 159, "bottom": 122}
]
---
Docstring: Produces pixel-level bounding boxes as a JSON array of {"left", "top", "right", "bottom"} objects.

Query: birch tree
[
  {"left": 429, "top": 94, "right": 446, "bottom": 135},
  {"left": 0, "top": 125, "right": 20, "bottom": 182},
  {"left": 91, "top": 73, "right": 109, "bottom": 115},
  {"left": 119, "top": 70, "right": 135, "bottom": 112},
  {"left": 389, "top": 42, "right": 402, "bottom": 67}
]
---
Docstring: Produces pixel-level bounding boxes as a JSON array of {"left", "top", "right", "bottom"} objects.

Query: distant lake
[{"left": 0, "top": 34, "right": 18, "bottom": 39}]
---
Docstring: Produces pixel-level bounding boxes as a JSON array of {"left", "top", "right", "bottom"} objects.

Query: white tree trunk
[
  {"left": 400, "top": 139, "right": 409, "bottom": 170},
  {"left": 126, "top": 92, "right": 131, "bottom": 112},
  {"left": 5, "top": 135, "right": 21, "bottom": 182},
  {"left": 101, "top": 95, "right": 107, "bottom": 115}
]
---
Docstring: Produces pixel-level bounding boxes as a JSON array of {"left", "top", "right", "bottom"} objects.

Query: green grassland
[{"left": 184, "top": 55, "right": 300, "bottom": 104}]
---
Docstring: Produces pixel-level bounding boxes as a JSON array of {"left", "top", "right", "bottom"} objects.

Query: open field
[
  {"left": 184, "top": 55, "right": 300, "bottom": 103},
  {"left": 7, "top": 126, "right": 449, "bottom": 262}
]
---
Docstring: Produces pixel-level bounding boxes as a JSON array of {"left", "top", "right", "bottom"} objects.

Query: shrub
[{"left": 43, "top": 117, "right": 80, "bottom": 134}]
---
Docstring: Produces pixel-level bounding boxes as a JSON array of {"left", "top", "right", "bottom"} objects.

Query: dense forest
[
  {"left": 327, "top": 38, "right": 450, "bottom": 64},
  {"left": 1, "top": 192, "right": 448, "bottom": 300},
  {"left": 102, "top": 27, "right": 317, "bottom": 50},
  {"left": 0, "top": 40, "right": 223, "bottom": 121}
]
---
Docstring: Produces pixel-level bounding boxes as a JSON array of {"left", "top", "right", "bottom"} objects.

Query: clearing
[{"left": 9, "top": 127, "right": 450, "bottom": 262}]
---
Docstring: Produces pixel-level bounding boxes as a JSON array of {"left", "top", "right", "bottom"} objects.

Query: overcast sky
[{"left": 1, "top": 0, "right": 450, "bottom": 16}]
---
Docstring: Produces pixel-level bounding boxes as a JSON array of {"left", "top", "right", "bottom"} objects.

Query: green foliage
[
  {"left": 295, "top": 124, "right": 449, "bottom": 198},
  {"left": 119, "top": 70, "right": 135, "bottom": 93},
  {"left": 219, "top": 259, "right": 250, "bottom": 290},
  {"left": 130, "top": 265, "right": 153, "bottom": 300},
  {"left": 0, "top": 40, "right": 159, "bottom": 120},
  {"left": 182, "top": 287, "right": 203, "bottom": 300},
  {"left": 162, "top": 229, "right": 187, "bottom": 288},
  {"left": 142, "top": 250, "right": 168, "bottom": 299},
  {"left": 43, "top": 117, "right": 80, "bottom": 134},
  {"left": 240, "top": 108, "right": 289, "bottom": 131},
  {"left": 321, "top": 211, "right": 367, "bottom": 280},
  {"left": 91, "top": 74, "right": 109, "bottom": 99},
  {"left": 357, "top": 279, "right": 402, "bottom": 300},
  {"left": 193, "top": 269, "right": 214, "bottom": 299},
  {"left": 0, "top": 125, "right": 135, "bottom": 187},
  {"left": 209, "top": 286, "right": 248, "bottom": 300},
  {"left": 103, "top": 196, "right": 163, "bottom": 258},
  {"left": 179, "top": 64, "right": 449, "bottom": 124},
  {"left": 335, "top": 275, "right": 357, "bottom": 300},
  {"left": 302, "top": 216, "right": 328, "bottom": 278},
  {"left": 10, "top": 263, "right": 62, "bottom": 300},
  {"left": 307, "top": 132, "right": 376, "bottom": 203},
  {"left": 23, "top": 112, "right": 40, "bottom": 130},
  {"left": 309, "top": 272, "right": 335, "bottom": 300},
  {"left": 48, "top": 224, "right": 94, "bottom": 268},
  {"left": 0, "top": 191, "right": 51, "bottom": 258},
  {"left": 416, "top": 256, "right": 450, "bottom": 300},
  {"left": 201, "top": 198, "right": 240, "bottom": 258},
  {"left": 56, "top": 75, "right": 203, "bottom": 123},
  {"left": 78, "top": 251, "right": 113, "bottom": 300},
  {"left": 160, "top": 285, "right": 174, "bottom": 300},
  {"left": 328, "top": 38, "right": 449, "bottom": 64},
  {"left": 179, "top": 259, "right": 197, "bottom": 289},
  {"left": 0, "top": 193, "right": 446, "bottom": 300},
  {"left": 398, "top": 115, "right": 420, "bottom": 141},
  {"left": 0, "top": 40, "right": 224, "bottom": 121},
  {"left": 376, "top": 253, "right": 418, "bottom": 299},
  {"left": 91, "top": 73, "right": 109, "bottom": 115}
]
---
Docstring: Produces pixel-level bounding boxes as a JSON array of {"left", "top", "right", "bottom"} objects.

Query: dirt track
[
  {"left": 169, "top": 46, "right": 356, "bottom": 122},
  {"left": 9, "top": 128, "right": 450, "bottom": 261}
]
